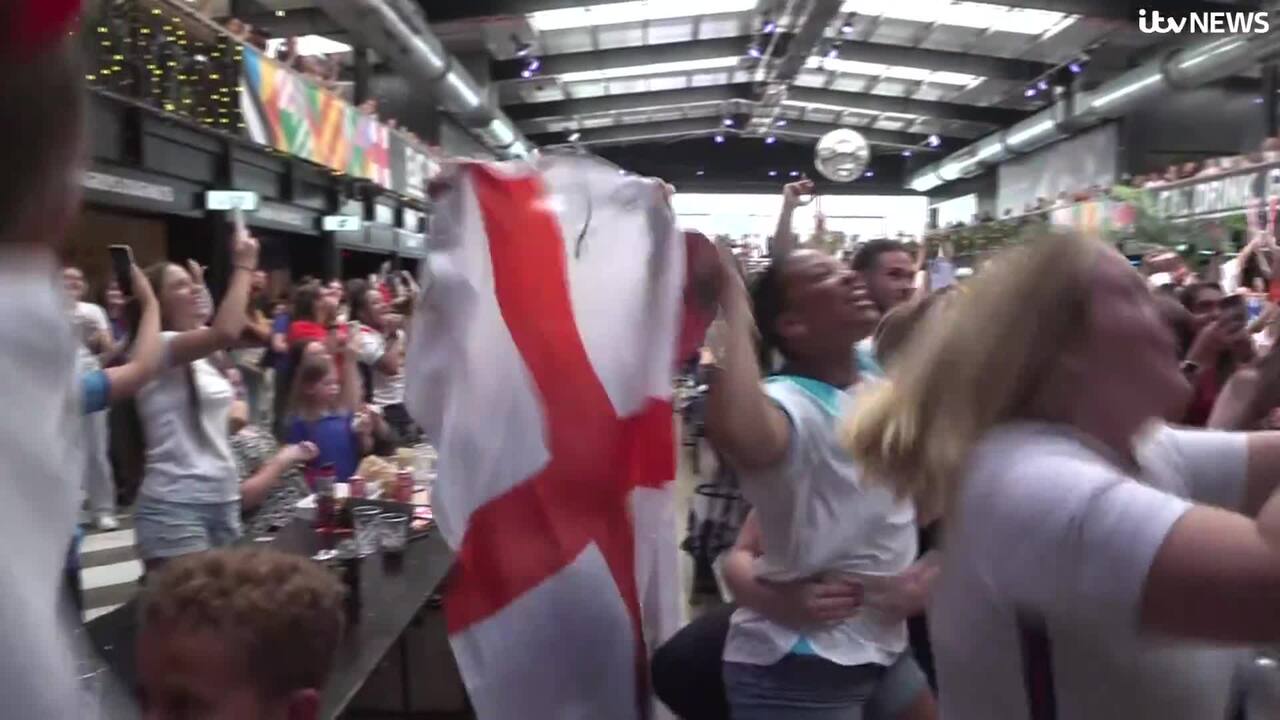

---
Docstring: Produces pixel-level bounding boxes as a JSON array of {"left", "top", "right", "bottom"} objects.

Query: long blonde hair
[{"left": 841, "top": 230, "right": 1103, "bottom": 517}]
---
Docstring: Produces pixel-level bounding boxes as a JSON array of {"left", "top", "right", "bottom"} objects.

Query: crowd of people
[{"left": 17, "top": 3, "right": 1280, "bottom": 719}]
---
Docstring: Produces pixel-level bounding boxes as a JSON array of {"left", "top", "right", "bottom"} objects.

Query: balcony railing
[{"left": 82, "top": 0, "right": 436, "bottom": 201}]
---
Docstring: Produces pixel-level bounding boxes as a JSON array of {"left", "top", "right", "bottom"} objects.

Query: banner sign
[
  {"left": 239, "top": 49, "right": 391, "bottom": 186},
  {"left": 84, "top": 172, "right": 176, "bottom": 203},
  {"left": 1150, "top": 162, "right": 1280, "bottom": 221},
  {"left": 205, "top": 190, "right": 260, "bottom": 211},
  {"left": 323, "top": 215, "right": 363, "bottom": 232}
]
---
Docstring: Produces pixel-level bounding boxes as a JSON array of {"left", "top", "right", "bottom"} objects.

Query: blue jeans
[
  {"left": 724, "top": 655, "right": 884, "bottom": 720},
  {"left": 134, "top": 497, "right": 242, "bottom": 561}
]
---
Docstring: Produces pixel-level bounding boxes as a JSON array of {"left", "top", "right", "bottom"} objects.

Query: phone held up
[{"left": 107, "top": 244, "right": 134, "bottom": 297}]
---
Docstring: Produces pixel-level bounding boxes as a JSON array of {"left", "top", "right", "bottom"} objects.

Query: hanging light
[{"left": 521, "top": 57, "right": 541, "bottom": 78}]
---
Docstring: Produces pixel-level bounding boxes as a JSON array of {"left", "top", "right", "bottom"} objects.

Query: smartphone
[{"left": 108, "top": 244, "right": 134, "bottom": 296}]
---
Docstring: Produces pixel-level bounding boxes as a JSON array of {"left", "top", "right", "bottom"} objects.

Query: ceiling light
[
  {"left": 765, "top": 135, "right": 777, "bottom": 144},
  {"left": 567, "top": 131, "right": 582, "bottom": 142},
  {"left": 825, "top": 43, "right": 841, "bottom": 60},
  {"left": 275, "top": 9, "right": 286, "bottom": 17},
  {"left": 526, "top": 58, "right": 541, "bottom": 73},
  {"left": 838, "top": 0, "right": 1074, "bottom": 36},
  {"left": 1036, "top": 78, "right": 1049, "bottom": 91},
  {"left": 723, "top": 117, "right": 734, "bottom": 127},
  {"left": 1068, "top": 57, "right": 1086, "bottom": 74},
  {"left": 529, "top": 0, "right": 758, "bottom": 31},
  {"left": 714, "top": 134, "right": 725, "bottom": 143},
  {"left": 265, "top": 35, "right": 352, "bottom": 57},
  {"left": 1023, "top": 86, "right": 1037, "bottom": 97},
  {"left": 748, "top": 44, "right": 762, "bottom": 58},
  {"left": 789, "top": 170, "right": 800, "bottom": 177},
  {"left": 927, "top": 134, "right": 940, "bottom": 147},
  {"left": 840, "top": 14, "right": 855, "bottom": 33},
  {"left": 864, "top": 170, "right": 875, "bottom": 178},
  {"left": 901, "top": 149, "right": 912, "bottom": 157},
  {"left": 558, "top": 56, "right": 739, "bottom": 83},
  {"left": 513, "top": 36, "right": 533, "bottom": 56},
  {"left": 1257, "top": 97, "right": 1267, "bottom": 105},
  {"left": 768, "top": 170, "right": 779, "bottom": 177},
  {"left": 696, "top": 169, "right": 706, "bottom": 175},
  {"left": 762, "top": 17, "right": 778, "bottom": 33},
  {"left": 520, "top": 68, "right": 534, "bottom": 78}
]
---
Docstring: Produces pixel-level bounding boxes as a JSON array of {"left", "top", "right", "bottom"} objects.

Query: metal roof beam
[
  {"left": 787, "top": 86, "right": 1027, "bottom": 126},
  {"left": 832, "top": 39, "right": 1050, "bottom": 83},
  {"left": 494, "top": 35, "right": 785, "bottom": 81},
  {"left": 505, "top": 83, "right": 755, "bottom": 122},
  {"left": 528, "top": 118, "right": 955, "bottom": 148}
]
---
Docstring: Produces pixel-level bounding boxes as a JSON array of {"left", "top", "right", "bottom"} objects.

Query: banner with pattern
[{"left": 239, "top": 49, "right": 391, "bottom": 186}]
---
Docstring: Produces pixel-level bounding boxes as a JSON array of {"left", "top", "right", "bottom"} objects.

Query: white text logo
[{"left": 1137, "top": 9, "right": 1270, "bottom": 34}]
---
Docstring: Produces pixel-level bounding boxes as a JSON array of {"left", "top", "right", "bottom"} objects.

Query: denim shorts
[
  {"left": 134, "top": 497, "right": 242, "bottom": 560},
  {"left": 724, "top": 655, "right": 883, "bottom": 720}
]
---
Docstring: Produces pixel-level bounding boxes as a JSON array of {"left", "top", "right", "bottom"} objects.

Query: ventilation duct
[
  {"left": 316, "top": 0, "right": 533, "bottom": 159},
  {"left": 908, "top": 26, "right": 1280, "bottom": 192}
]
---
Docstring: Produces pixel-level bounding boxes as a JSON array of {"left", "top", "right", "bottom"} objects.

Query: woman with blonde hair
[{"left": 845, "top": 229, "right": 1280, "bottom": 719}]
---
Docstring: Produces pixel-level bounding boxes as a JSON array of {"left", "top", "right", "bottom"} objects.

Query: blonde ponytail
[{"left": 841, "top": 230, "right": 1102, "bottom": 516}]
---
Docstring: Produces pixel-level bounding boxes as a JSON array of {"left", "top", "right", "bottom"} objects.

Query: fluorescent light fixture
[
  {"left": 529, "top": 0, "right": 757, "bottom": 31},
  {"left": 838, "top": 0, "right": 1073, "bottom": 35},
  {"left": 265, "top": 35, "right": 352, "bottom": 57},
  {"left": 558, "top": 55, "right": 739, "bottom": 82},
  {"left": 1090, "top": 74, "right": 1160, "bottom": 109},
  {"left": 806, "top": 56, "right": 979, "bottom": 85}
]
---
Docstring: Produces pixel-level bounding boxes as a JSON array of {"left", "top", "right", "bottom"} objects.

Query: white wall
[
  {"left": 672, "top": 193, "right": 929, "bottom": 249},
  {"left": 996, "top": 123, "right": 1118, "bottom": 216},
  {"left": 931, "top": 193, "right": 977, "bottom": 227}
]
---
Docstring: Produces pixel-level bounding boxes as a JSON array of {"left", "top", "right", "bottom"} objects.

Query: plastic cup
[
  {"left": 379, "top": 512, "right": 409, "bottom": 554},
  {"left": 352, "top": 506, "right": 382, "bottom": 556}
]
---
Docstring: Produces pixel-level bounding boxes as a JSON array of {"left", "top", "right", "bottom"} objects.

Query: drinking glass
[
  {"left": 379, "top": 512, "right": 409, "bottom": 554},
  {"left": 352, "top": 506, "right": 382, "bottom": 557}
]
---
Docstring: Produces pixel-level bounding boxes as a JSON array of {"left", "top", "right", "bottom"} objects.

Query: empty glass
[
  {"left": 352, "top": 506, "right": 382, "bottom": 557},
  {"left": 379, "top": 512, "right": 409, "bottom": 554}
]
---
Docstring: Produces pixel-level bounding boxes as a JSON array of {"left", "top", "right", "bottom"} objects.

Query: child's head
[
  {"left": 137, "top": 548, "right": 345, "bottom": 720},
  {"left": 290, "top": 352, "right": 339, "bottom": 414}
]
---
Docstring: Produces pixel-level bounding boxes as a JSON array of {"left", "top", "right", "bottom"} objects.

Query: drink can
[{"left": 395, "top": 469, "right": 413, "bottom": 503}]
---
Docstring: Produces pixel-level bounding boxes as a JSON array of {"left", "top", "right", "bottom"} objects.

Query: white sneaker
[{"left": 93, "top": 514, "right": 120, "bottom": 531}]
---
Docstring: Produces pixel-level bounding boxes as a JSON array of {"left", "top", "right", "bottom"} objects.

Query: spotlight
[
  {"left": 526, "top": 57, "right": 541, "bottom": 73},
  {"left": 768, "top": 170, "right": 779, "bottom": 177},
  {"left": 1068, "top": 60, "right": 1083, "bottom": 74},
  {"left": 723, "top": 117, "right": 734, "bottom": 127},
  {"left": 1024, "top": 86, "right": 1037, "bottom": 97},
  {"left": 714, "top": 134, "right": 725, "bottom": 143},
  {"left": 762, "top": 17, "right": 777, "bottom": 34},
  {"left": 520, "top": 68, "right": 533, "bottom": 79},
  {"left": 902, "top": 149, "right": 912, "bottom": 157},
  {"left": 748, "top": 44, "right": 762, "bottom": 58},
  {"left": 513, "top": 36, "right": 533, "bottom": 56},
  {"left": 775, "top": 118, "right": 788, "bottom": 127},
  {"left": 765, "top": 135, "right": 777, "bottom": 144},
  {"left": 927, "top": 134, "right": 940, "bottom": 147},
  {"left": 696, "top": 170, "right": 706, "bottom": 176},
  {"left": 826, "top": 43, "right": 841, "bottom": 59},
  {"left": 567, "top": 131, "right": 581, "bottom": 142},
  {"left": 789, "top": 170, "right": 800, "bottom": 177},
  {"left": 864, "top": 170, "right": 875, "bottom": 178},
  {"left": 1036, "top": 78, "right": 1049, "bottom": 91}
]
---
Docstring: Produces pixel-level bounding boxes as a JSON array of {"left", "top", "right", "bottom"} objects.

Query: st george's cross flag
[{"left": 404, "top": 155, "right": 686, "bottom": 719}]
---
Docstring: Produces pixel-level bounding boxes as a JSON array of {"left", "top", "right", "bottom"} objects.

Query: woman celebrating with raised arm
[
  {"left": 704, "top": 182, "right": 933, "bottom": 720},
  {"left": 132, "top": 228, "right": 260, "bottom": 567},
  {"left": 845, "top": 229, "right": 1280, "bottom": 720}
]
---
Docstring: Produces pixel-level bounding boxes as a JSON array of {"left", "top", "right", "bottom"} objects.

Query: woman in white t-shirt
[
  {"left": 846, "top": 229, "right": 1280, "bottom": 720},
  {"left": 132, "top": 230, "right": 259, "bottom": 567},
  {"left": 705, "top": 183, "right": 933, "bottom": 720}
]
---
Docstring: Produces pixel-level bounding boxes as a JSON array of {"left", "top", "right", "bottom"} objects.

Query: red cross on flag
[{"left": 404, "top": 155, "right": 685, "bottom": 719}]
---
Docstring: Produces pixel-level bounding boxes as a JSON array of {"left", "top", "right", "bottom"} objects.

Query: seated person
[{"left": 137, "top": 548, "right": 345, "bottom": 720}]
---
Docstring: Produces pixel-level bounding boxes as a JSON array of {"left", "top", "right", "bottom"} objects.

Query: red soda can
[
  {"left": 349, "top": 475, "right": 366, "bottom": 500},
  {"left": 395, "top": 469, "right": 413, "bottom": 503}
]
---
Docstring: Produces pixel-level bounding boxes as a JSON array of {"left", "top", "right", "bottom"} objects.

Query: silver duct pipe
[
  {"left": 908, "top": 27, "right": 1280, "bottom": 192},
  {"left": 316, "top": 0, "right": 532, "bottom": 158}
]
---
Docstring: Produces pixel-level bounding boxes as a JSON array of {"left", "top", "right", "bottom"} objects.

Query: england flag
[{"left": 404, "top": 154, "right": 686, "bottom": 719}]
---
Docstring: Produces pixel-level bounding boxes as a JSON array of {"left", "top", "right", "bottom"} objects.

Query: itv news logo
[{"left": 1137, "top": 9, "right": 1270, "bottom": 34}]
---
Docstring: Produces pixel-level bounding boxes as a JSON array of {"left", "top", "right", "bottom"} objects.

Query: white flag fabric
[{"left": 404, "top": 155, "right": 684, "bottom": 719}]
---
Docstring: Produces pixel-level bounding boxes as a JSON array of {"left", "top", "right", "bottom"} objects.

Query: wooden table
[{"left": 85, "top": 507, "right": 454, "bottom": 719}]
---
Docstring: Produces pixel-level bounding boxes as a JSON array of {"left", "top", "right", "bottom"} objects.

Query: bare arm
[
  {"left": 103, "top": 266, "right": 163, "bottom": 403},
  {"left": 767, "top": 180, "right": 813, "bottom": 259},
  {"left": 339, "top": 329, "right": 363, "bottom": 414},
  {"left": 241, "top": 442, "right": 315, "bottom": 511},
  {"left": 167, "top": 231, "right": 260, "bottom": 366},
  {"left": 704, "top": 249, "right": 792, "bottom": 470}
]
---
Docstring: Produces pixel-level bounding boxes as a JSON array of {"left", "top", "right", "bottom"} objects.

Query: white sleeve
[
  {"left": 355, "top": 330, "right": 384, "bottom": 365},
  {"left": 985, "top": 455, "right": 1192, "bottom": 632},
  {"left": 89, "top": 303, "right": 110, "bottom": 333},
  {"left": 1139, "top": 426, "right": 1249, "bottom": 511}
]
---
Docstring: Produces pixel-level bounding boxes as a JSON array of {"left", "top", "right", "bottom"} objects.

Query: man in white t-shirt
[
  {"left": 932, "top": 421, "right": 1251, "bottom": 720},
  {"left": 63, "top": 265, "right": 118, "bottom": 530},
  {"left": 350, "top": 282, "right": 413, "bottom": 442}
]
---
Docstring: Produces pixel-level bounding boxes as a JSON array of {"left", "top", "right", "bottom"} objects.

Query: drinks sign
[{"left": 1151, "top": 163, "right": 1280, "bottom": 220}]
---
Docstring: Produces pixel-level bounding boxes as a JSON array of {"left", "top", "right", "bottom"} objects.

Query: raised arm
[
  {"left": 166, "top": 228, "right": 260, "bottom": 366},
  {"left": 240, "top": 441, "right": 316, "bottom": 511},
  {"left": 103, "top": 265, "right": 162, "bottom": 403},
  {"left": 768, "top": 180, "right": 813, "bottom": 259},
  {"left": 338, "top": 326, "right": 364, "bottom": 414},
  {"left": 704, "top": 247, "right": 792, "bottom": 470}
]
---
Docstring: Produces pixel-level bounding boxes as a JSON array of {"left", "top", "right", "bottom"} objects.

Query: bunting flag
[{"left": 404, "top": 155, "right": 684, "bottom": 719}]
